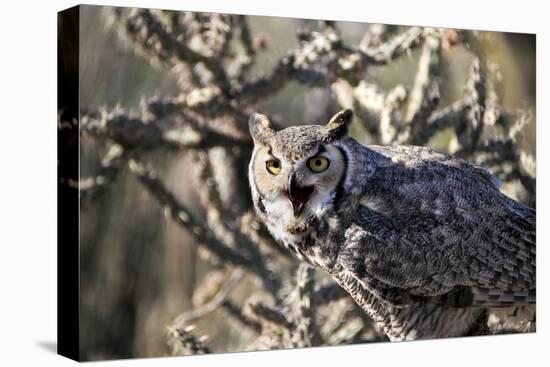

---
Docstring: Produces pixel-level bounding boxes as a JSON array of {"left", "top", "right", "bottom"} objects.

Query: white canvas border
[{"left": 0, "top": 0, "right": 546, "bottom": 366}]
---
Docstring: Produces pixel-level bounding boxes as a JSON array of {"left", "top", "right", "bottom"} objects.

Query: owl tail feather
[{"left": 428, "top": 286, "right": 536, "bottom": 307}]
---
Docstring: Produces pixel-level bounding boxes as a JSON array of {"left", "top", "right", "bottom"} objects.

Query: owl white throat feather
[{"left": 248, "top": 109, "right": 535, "bottom": 340}]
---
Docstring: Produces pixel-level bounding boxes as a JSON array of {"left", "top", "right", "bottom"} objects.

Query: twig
[
  {"left": 291, "top": 264, "right": 322, "bottom": 347},
  {"left": 249, "top": 302, "right": 294, "bottom": 330},
  {"left": 410, "top": 98, "right": 468, "bottom": 146},
  {"left": 128, "top": 160, "right": 255, "bottom": 268},
  {"left": 230, "top": 54, "right": 327, "bottom": 103},
  {"left": 128, "top": 159, "right": 282, "bottom": 294},
  {"left": 379, "top": 85, "right": 407, "bottom": 144},
  {"left": 169, "top": 326, "right": 211, "bottom": 355},
  {"left": 229, "top": 15, "right": 256, "bottom": 82},
  {"left": 359, "top": 24, "right": 399, "bottom": 50},
  {"left": 404, "top": 30, "right": 442, "bottom": 123},
  {"left": 81, "top": 109, "right": 250, "bottom": 151},
  {"left": 360, "top": 26, "right": 425, "bottom": 65},
  {"left": 192, "top": 151, "right": 283, "bottom": 294},
  {"left": 326, "top": 318, "right": 364, "bottom": 345},
  {"left": 398, "top": 30, "right": 442, "bottom": 144},
  {"left": 222, "top": 300, "right": 262, "bottom": 333},
  {"left": 172, "top": 269, "right": 244, "bottom": 327},
  {"left": 137, "top": 10, "right": 231, "bottom": 93},
  {"left": 79, "top": 143, "right": 126, "bottom": 203},
  {"left": 454, "top": 57, "right": 486, "bottom": 155}
]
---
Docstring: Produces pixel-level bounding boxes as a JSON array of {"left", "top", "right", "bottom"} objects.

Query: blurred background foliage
[{"left": 76, "top": 5, "right": 535, "bottom": 360}]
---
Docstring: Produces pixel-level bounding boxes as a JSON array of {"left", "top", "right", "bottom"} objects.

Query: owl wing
[{"left": 340, "top": 145, "right": 535, "bottom": 307}]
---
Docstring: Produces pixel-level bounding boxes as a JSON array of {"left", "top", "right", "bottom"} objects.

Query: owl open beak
[{"left": 286, "top": 175, "right": 314, "bottom": 217}]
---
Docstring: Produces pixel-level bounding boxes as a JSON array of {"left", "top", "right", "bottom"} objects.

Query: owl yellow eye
[
  {"left": 266, "top": 159, "right": 282, "bottom": 175},
  {"left": 307, "top": 156, "right": 329, "bottom": 173}
]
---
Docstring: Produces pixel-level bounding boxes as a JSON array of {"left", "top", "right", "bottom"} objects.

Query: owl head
[{"left": 248, "top": 110, "right": 352, "bottom": 239}]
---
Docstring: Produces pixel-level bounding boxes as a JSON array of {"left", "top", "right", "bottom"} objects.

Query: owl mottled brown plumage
[{"left": 248, "top": 109, "right": 535, "bottom": 340}]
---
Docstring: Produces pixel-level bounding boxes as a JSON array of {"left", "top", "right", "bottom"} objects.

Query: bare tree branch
[
  {"left": 291, "top": 264, "right": 322, "bottom": 347},
  {"left": 172, "top": 269, "right": 244, "bottom": 328}
]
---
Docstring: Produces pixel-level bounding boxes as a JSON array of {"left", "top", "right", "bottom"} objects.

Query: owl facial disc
[{"left": 248, "top": 110, "right": 350, "bottom": 240}]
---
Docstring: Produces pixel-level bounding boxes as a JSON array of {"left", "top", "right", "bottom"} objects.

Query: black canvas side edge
[{"left": 57, "top": 5, "right": 80, "bottom": 362}]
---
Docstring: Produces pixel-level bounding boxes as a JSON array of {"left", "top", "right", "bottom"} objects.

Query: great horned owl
[{"left": 248, "top": 109, "right": 535, "bottom": 341}]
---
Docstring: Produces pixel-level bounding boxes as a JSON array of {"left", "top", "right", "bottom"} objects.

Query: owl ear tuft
[
  {"left": 324, "top": 109, "right": 353, "bottom": 140},
  {"left": 249, "top": 113, "right": 275, "bottom": 144}
]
